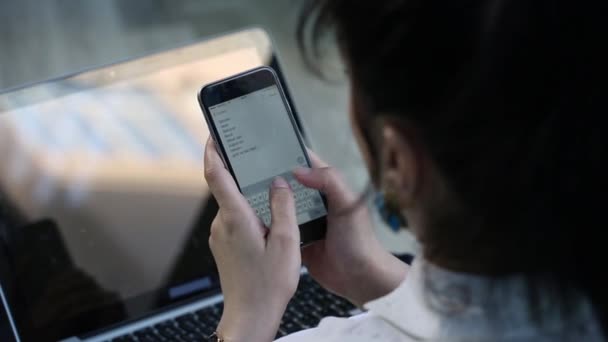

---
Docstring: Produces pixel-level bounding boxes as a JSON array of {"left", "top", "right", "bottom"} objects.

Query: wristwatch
[{"left": 207, "top": 331, "right": 225, "bottom": 342}]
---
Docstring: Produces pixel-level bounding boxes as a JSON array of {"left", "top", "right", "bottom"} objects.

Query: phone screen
[{"left": 208, "top": 84, "right": 327, "bottom": 226}]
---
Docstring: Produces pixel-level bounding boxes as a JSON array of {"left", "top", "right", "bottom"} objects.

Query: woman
[{"left": 203, "top": 0, "right": 606, "bottom": 341}]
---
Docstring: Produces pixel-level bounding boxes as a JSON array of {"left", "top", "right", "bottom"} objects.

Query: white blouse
[{"left": 278, "top": 257, "right": 602, "bottom": 341}]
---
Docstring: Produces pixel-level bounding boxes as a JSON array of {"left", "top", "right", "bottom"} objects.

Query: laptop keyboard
[{"left": 108, "top": 273, "right": 357, "bottom": 342}]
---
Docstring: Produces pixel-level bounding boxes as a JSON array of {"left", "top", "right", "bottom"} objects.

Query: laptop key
[
  {"left": 201, "top": 325, "right": 216, "bottom": 337},
  {"left": 276, "top": 329, "right": 288, "bottom": 338},
  {"left": 177, "top": 331, "right": 200, "bottom": 342},
  {"left": 178, "top": 320, "right": 203, "bottom": 333},
  {"left": 156, "top": 325, "right": 181, "bottom": 339},
  {"left": 134, "top": 327, "right": 156, "bottom": 338},
  {"left": 283, "top": 321, "right": 300, "bottom": 334},
  {"left": 110, "top": 336, "right": 136, "bottom": 342},
  {"left": 114, "top": 334, "right": 140, "bottom": 342},
  {"left": 153, "top": 321, "right": 176, "bottom": 331}
]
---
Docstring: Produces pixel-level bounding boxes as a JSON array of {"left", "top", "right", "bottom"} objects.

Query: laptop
[{"left": 0, "top": 28, "right": 360, "bottom": 342}]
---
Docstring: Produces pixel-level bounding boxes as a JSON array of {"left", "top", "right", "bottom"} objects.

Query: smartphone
[{"left": 198, "top": 67, "right": 327, "bottom": 245}]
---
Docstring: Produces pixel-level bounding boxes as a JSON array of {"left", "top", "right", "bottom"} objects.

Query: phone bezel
[{"left": 198, "top": 66, "right": 327, "bottom": 245}]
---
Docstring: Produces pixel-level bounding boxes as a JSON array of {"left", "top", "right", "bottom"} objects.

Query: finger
[
  {"left": 268, "top": 177, "right": 300, "bottom": 248},
  {"left": 305, "top": 149, "right": 329, "bottom": 168},
  {"left": 204, "top": 137, "right": 247, "bottom": 211},
  {"left": 293, "top": 166, "right": 356, "bottom": 211}
]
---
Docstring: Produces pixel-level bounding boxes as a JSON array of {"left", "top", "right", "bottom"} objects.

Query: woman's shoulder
[{"left": 278, "top": 257, "right": 604, "bottom": 341}]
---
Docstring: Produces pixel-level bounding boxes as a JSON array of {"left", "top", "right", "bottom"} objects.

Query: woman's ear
[{"left": 379, "top": 120, "right": 419, "bottom": 209}]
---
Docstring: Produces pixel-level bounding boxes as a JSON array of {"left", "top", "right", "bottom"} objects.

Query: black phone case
[{"left": 197, "top": 67, "right": 327, "bottom": 245}]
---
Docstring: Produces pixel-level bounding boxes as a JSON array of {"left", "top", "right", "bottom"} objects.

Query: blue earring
[{"left": 374, "top": 192, "right": 407, "bottom": 232}]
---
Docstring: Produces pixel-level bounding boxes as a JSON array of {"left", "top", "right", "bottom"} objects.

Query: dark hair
[{"left": 298, "top": 0, "right": 607, "bottom": 337}]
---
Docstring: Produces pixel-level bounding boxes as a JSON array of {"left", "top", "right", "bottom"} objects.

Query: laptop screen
[{"left": 0, "top": 28, "right": 289, "bottom": 342}]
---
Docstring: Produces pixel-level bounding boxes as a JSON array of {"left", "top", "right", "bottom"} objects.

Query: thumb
[
  {"left": 268, "top": 177, "right": 299, "bottom": 247},
  {"left": 293, "top": 166, "right": 356, "bottom": 212}
]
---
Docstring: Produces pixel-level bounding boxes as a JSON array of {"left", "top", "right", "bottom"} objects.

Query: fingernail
[
  {"left": 272, "top": 177, "right": 289, "bottom": 189},
  {"left": 293, "top": 167, "right": 312, "bottom": 176}
]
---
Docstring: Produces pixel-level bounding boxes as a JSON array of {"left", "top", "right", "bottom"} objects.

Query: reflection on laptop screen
[{"left": 0, "top": 29, "right": 272, "bottom": 341}]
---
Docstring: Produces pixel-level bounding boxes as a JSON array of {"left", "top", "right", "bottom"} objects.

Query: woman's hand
[
  {"left": 204, "top": 138, "right": 301, "bottom": 342},
  {"left": 295, "top": 153, "right": 408, "bottom": 307}
]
